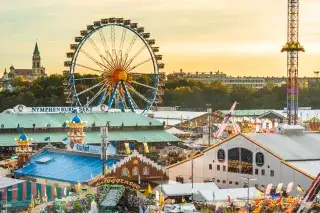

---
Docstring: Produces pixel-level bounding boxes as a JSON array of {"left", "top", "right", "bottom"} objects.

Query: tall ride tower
[{"left": 281, "top": 0, "right": 305, "bottom": 125}]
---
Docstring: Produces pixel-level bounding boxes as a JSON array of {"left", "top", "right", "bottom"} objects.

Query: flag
[
  {"left": 29, "top": 194, "right": 35, "bottom": 208},
  {"left": 297, "top": 184, "right": 304, "bottom": 192},
  {"left": 159, "top": 191, "right": 165, "bottom": 206},
  {"left": 144, "top": 183, "right": 152, "bottom": 197},
  {"left": 124, "top": 143, "right": 131, "bottom": 155},
  {"left": 227, "top": 195, "right": 231, "bottom": 204},
  {"left": 138, "top": 174, "right": 141, "bottom": 185},
  {"left": 63, "top": 137, "right": 68, "bottom": 142},
  {"left": 63, "top": 187, "right": 67, "bottom": 197},
  {"left": 276, "top": 183, "right": 283, "bottom": 194},
  {"left": 37, "top": 189, "right": 41, "bottom": 200},
  {"left": 286, "top": 182, "right": 294, "bottom": 193},
  {"left": 139, "top": 206, "right": 143, "bottom": 213},
  {"left": 143, "top": 142, "right": 149, "bottom": 153},
  {"left": 105, "top": 166, "right": 108, "bottom": 175},
  {"left": 265, "top": 183, "right": 273, "bottom": 195},
  {"left": 44, "top": 136, "right": 50, "bottom": 141},
  {"left": 182, "top": 197, "right": 186, "bottom": 204}
]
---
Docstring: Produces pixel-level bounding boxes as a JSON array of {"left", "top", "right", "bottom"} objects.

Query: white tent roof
[
  {"left": 153, "top": 182, "right": 219, "bottom": 197},
  {"left": 166, "top": 127, "right": 189, "bottom": 135},
  {"left": 0, "top": 176, "right": 25, "bottom": 189},
  {"left": 196, "top": 187, "right": 263, "bottom": 202}
]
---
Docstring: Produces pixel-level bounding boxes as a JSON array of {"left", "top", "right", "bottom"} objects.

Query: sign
[
  {"left": 31, "top": 107, "right": 92, "bottom": 113},
  {"left": 217, "top": 149, "right": 225, "bottom": 162},
  {"left": 73, "top": 144, "right": 102, "bottom": 154},
  {"left": 89, "top": 177, "right": 140, "bottom": 190},
  {"left": 2, "top": 204, "right": 11, "bottom": 208},
  {"left": 8, "top": 105, "right": 110, "bottom": 114}
]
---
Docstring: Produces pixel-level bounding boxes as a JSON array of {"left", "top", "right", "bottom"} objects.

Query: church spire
[{"left": 33, "top": 42, "right": 40, "bottom": 55}]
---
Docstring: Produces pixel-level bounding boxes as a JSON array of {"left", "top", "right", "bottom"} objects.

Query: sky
[{"left": 1, "top": 0, "right": 320, "bottom": 77}]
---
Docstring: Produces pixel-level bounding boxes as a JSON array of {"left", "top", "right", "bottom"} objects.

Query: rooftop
[
  {"left": 245, "top": 133, "right": 320, "bottom": 161},
  {"left": 0, "top": 176, "right": 25, "bottom": 189},
  {"left": 0, "top": 130, "right": 180, "bottom": 146},
  {"left": 0, "top": 112, "right": 163, "bottom": 129},
  {"left": 153, "top": 182, "right": 219, "bottom": 197},
  {"left": 14, "top": 149, "right": 120, "bottom": 184}
]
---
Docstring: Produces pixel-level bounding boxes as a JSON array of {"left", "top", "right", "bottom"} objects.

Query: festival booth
[
  {"left": 304, "top": 116, "right": 320, "bottom": 131},
  {"left": 0, "top": 176, "right": 70, "bottom": 208}
]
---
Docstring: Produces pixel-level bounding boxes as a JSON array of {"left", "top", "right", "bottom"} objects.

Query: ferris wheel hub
[{"left": 112, "top": 68, "right": 127, "bottom": 82}]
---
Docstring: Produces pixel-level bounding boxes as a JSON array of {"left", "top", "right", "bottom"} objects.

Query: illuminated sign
[
  {"left": 89, "top": 178, "right": 140, "bottom": 190},
  {"left": 31, "top": 107, "right": 92, "bottom": 113},
  {"left": 73, "top": 144, "right": 101, "bottom": 154}
]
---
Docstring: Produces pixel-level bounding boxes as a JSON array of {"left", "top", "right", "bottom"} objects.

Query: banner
[{"left": 73, "top": 144, "right": 102, "bottom": 154}]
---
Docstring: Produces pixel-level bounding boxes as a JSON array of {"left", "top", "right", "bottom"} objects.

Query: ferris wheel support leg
[
  {"left": 121, "top": 81, "right": 135, "bottom": 112},
  {"left": 107, "top": 83, "right": 119, "bottom": 110}
]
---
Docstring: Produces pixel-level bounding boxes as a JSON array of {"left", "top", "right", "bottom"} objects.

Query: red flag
[{"left": 228, "top": 195, "right": 231, "bottom": 203}]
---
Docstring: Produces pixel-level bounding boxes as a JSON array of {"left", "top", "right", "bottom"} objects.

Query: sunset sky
[{"left": 1, "top": 0, "right": 320, "bottom": 77}]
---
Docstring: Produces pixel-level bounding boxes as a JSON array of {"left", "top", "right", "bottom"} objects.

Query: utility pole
[
  {"left": 240, "top": 176, "right": 257, "bottom": 213},
  {"left": 101, "top": 125, "right": 108, "bottom": 176},
  {"left": 191, "top": 141, "right": 194, "bottom": 203},
  {"left": 314, "top": 71, "right": 320, "bottom": 88},
  {"left": 206, "top": 104, "right": 212, "bottom": 145}
]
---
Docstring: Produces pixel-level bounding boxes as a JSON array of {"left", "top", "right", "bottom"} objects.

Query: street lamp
[
  {"left": 1, "top": 188, "right": 18, "bottom": 213},
  {"left": 240, "top": 176, "right": 257, "bottom": 212}
]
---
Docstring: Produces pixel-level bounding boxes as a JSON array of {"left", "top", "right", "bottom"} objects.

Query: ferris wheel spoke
[
  {"left": 122, "top": 35, "right": 138, "bottom": 66},
  {"left": 127, "top": 84, "right": 152, "bottom": 105},
  {"left": 121, "top": 81, "right": 135, "bottom": 112},
  {"left": 73, "top": 77, "right": 101, "bottom": 81},
  {"left": 123, "top": 45, "right": 146, "bottom": 69},
  {"left": 85, "top": 83, "right": 108, "bottom": 107},
  {"left": 98, "top": 28, "right": 111, "bottom": 59},
  {"left": 118, "top": 28, "right": 127, "bottom": 67},
  {"left": 75, "top": 63, "right": 104, "bottom": 73},
  {"left": 80, "top": 49, "right": 106, "bottom": 70},
  {"left": 75, "top": 82, "right": 104, "bottom": 97},
  {"left": 130, "top": 80, "right": 157, "bottom": 90},
  {"left": 127, "top": 58, "right": 152, "bottom": 72},
  {"left": 88, "top": 37, "right": 108, "bottom": 67}
]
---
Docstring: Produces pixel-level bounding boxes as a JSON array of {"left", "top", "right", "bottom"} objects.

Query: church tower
[{"left": 32, "top": 42, "right": 42, "bottom": 77}]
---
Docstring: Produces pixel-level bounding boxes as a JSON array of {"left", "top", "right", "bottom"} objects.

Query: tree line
[{"left": 1, "top": 75, "right": 320, "bottom": 112}]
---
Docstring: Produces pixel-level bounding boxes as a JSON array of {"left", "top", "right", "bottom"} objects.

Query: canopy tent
[
  {"left": 194, "top": 187, "right": 263, "bottom": 203},
  {"left": 166, "top": 127, "right": 191, "bottom": 135}
]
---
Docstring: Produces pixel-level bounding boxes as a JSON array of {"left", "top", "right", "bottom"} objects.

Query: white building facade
[{"left": 167, "top": 134, "right": 316, "bottom": 195}]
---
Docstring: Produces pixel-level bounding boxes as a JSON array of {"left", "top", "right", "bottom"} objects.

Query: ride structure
[
  {"left": 281, "top": 0, "right": 305, "bottom": 125},
  {"left": 63, "top": 17, "right": 164, "bottom": 114},
  {"left": 15, "top": 133, "right": 33, "bottom": 168},
  {"left": 66, "top": 114, "right": 87, "bottom": 149}
]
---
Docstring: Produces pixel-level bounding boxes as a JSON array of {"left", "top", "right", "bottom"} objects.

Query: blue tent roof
[
  {"left": 19, "top": 134, "right": 28, "bottom": 141},
  {"left": 72, "top": 115, "right": 81, "bottom": 123},
  {"left": 14, "top": 150, "right": 119, "bottom": 184}
]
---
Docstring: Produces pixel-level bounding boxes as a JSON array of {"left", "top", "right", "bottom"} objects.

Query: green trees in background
[{"left": 1, "top": 75, "right": 320, "bottom": 112}]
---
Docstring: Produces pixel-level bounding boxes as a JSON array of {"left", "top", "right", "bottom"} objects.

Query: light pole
[
  {"left": 101, "top": 125, "right": 109, "bottom": 177},
  {"left": 240, "top": 176, "right": 257, "bottom": 212},
  {"left": 206, "top": 104, "right": 212, "bottom": 145},
  {"left": 190, "top": 141, "right": 195, "bottom": 203}
]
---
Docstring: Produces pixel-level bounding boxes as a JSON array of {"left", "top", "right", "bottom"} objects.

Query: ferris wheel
[{"left": 63, "top": 18, "right": 164, "bottom": 114}]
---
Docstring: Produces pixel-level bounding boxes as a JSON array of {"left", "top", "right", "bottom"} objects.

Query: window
[
  {"left": 209, "top": 164, "right": 212, "bottom": 170},
  {"left": 228, "top": 147, "right": 253, "bottom": 175},
  {"left": 235, "top": 182, "right": 239, "bottom": 185},
  {"left": 176, "top": 177, "right": 184, "bottom": 183},
  {"left": 270, "top": 170, "right": 275, "bottom": 177},
  {"left": 255, "top": 169, "right": 259, "bottom": 175},
  {"left": 261, "top": 169, "right": 265, "bottom": 176},
  {"left": 217, "top": 179, "right": 220, "bottom": 183},
  {"left": 256, "top": 152, "right": 264, "bottom": 166},
  {"left": 223, "top": 165, "right": 226, "bottom": 171},
  {"left": 229, "top": 181, "right": 233, "bottom": 184},
  {"left": 223, "top": 180, "right": 226, "bottom": 184},
  {"left": 217, "top": 165, "right": 220, "bottom": 171}
]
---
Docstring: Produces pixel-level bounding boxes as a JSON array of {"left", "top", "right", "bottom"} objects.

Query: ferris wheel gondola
[{"left": 64, "top": 17, "right": 164, "bottom": 114}]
